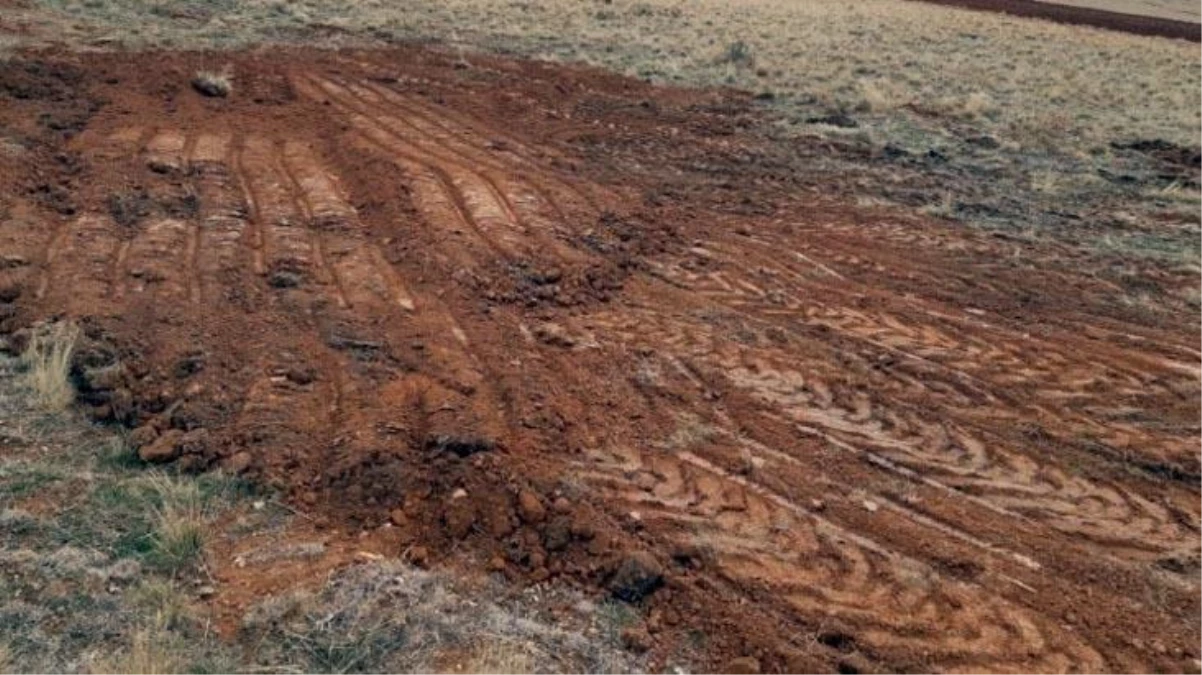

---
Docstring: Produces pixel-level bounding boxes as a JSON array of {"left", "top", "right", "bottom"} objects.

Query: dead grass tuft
[{"left": 21, "top": 321, "right": 80, "bottom": 411}]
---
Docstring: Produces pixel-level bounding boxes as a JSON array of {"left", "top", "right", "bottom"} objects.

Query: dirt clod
[
  {"left": 517, "top": 489, "right": 546, "bottom": 524},
  {"left": 608, "top": 551, "right": 664, "bottom": 602},
  {"left": 620, "top": 625, "right": 653, "bottom": 653},
  {"left": 138, "top": 428, "right": 183, "bottom": 463}
]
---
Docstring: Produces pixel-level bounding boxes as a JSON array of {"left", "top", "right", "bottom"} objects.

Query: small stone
[
  {"left": 488, "top": 556, "right": 506, "bottom": 572},
  {"left": 809, "top": 498, "right": 826, "bottom": 512},
  {"left": 861, "top": 499, "right": 879, "bottom": 513},
  {"left": 551, "top": 497, "right": 572, "bottom": 514},
  {"left": 725, "top": 656, "right": 761, "bottom": 674},
  {"left": 517, "top": 490, "right": 546, "bottom": 524},
  {"left": 196, "top": 585, "right": 216, "bottom": 599},
  {"left": 138, "top": 429, "right": 183, "bottom": 463},
  {"left": 451, "top": 488, "right": 468, "bottom": 500}
]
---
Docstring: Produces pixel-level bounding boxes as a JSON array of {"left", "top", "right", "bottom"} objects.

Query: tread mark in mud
[
  {"left": 583, "top": 307, "right": 1196, "bottom": 556},
  {"left": 279, "top": 140, "right": 416, "bottom": 312},
  {"left": 573, "top": 437, "right": 1102, "bottom": 671},
  {"left": 36, "top": 215, "right": 119, "bottom": 314},
  {"left": 296, "top": 74, "right": 590, "bottom": 268}
]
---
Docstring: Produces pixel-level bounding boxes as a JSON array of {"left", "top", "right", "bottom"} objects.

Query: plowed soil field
[{"left": 1, "top": 47, "right": 1198, "bottom": 673}]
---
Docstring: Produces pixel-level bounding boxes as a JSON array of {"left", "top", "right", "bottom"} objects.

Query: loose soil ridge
[{"left": 0, "top": 47, "right": 1198, "bottom": 673}]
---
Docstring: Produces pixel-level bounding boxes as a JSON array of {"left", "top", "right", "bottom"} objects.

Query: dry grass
[
  {"left": 20, "top": 321, "right": 79, "bottom": 411},
  {"left": 88, "top": 620, "right": 185, "bottom": 675},
  {"left": 240, "top": 560, "right": 637, "bottom": 673}
]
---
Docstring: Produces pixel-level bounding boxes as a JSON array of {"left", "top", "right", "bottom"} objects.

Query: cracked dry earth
[{"left": 0, "top": 47, "right": 1199, "bottom": 673}]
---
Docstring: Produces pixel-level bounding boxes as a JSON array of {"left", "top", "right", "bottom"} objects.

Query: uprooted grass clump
[{"left": 191, "top": 69, "right": 231, "bottom": 97}]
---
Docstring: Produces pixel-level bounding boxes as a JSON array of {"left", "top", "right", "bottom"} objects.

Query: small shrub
[{"left": 20, "top": 321, "right": 80, "bottom": 411}]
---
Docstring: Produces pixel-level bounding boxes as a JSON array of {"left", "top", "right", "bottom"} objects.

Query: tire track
[
  {"left": 299, "top": 74, "right": 586, "bottom": 267},
  {"left": 651, "top": 236, "right": 1199, "bottom": 471},
  {"left": 280, "top": 140, "right": 416, "bottom": 312},
  {"left": 581, "top": 305, "right": 1198, "bottom": 556},
  {"left": 348, "top": 77, "right": 599, "bottom": 241},
  {"left": 571, "top": 429, "right": 1103, "bottom": 671}
]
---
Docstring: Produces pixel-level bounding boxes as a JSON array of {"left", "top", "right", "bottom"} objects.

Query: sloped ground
[
  {"left": 0, "top": 348, "right": 636, "bottom": 673},
  {"left": 0, "top": 45, "right": 1198, "bottom": 672}
]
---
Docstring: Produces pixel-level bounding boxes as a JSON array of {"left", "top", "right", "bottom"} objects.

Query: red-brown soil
[
  {"left": 0, "top": 47, "right": 1198, "bottom": 673},
  {"left": 911, "top": 0, "right": 1200, "bottom": 40}
]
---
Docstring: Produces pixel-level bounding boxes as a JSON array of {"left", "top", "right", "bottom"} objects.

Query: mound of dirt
[{"left": 0, "top": 47, "right": 1197, "bottom": 672}]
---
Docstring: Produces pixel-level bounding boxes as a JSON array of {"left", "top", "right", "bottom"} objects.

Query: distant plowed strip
[{"left": 909, "top": 0, "right": 1200, "bottom": 40}]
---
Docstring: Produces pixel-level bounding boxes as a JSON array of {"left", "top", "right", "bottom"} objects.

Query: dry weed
[{"left": 21, "top": 321, "right": 80, "bottom": 411}]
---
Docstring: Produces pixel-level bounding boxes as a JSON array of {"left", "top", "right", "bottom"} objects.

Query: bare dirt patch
[{"left": 0, "top": 46, "right": 1198, "bottom": 673}]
